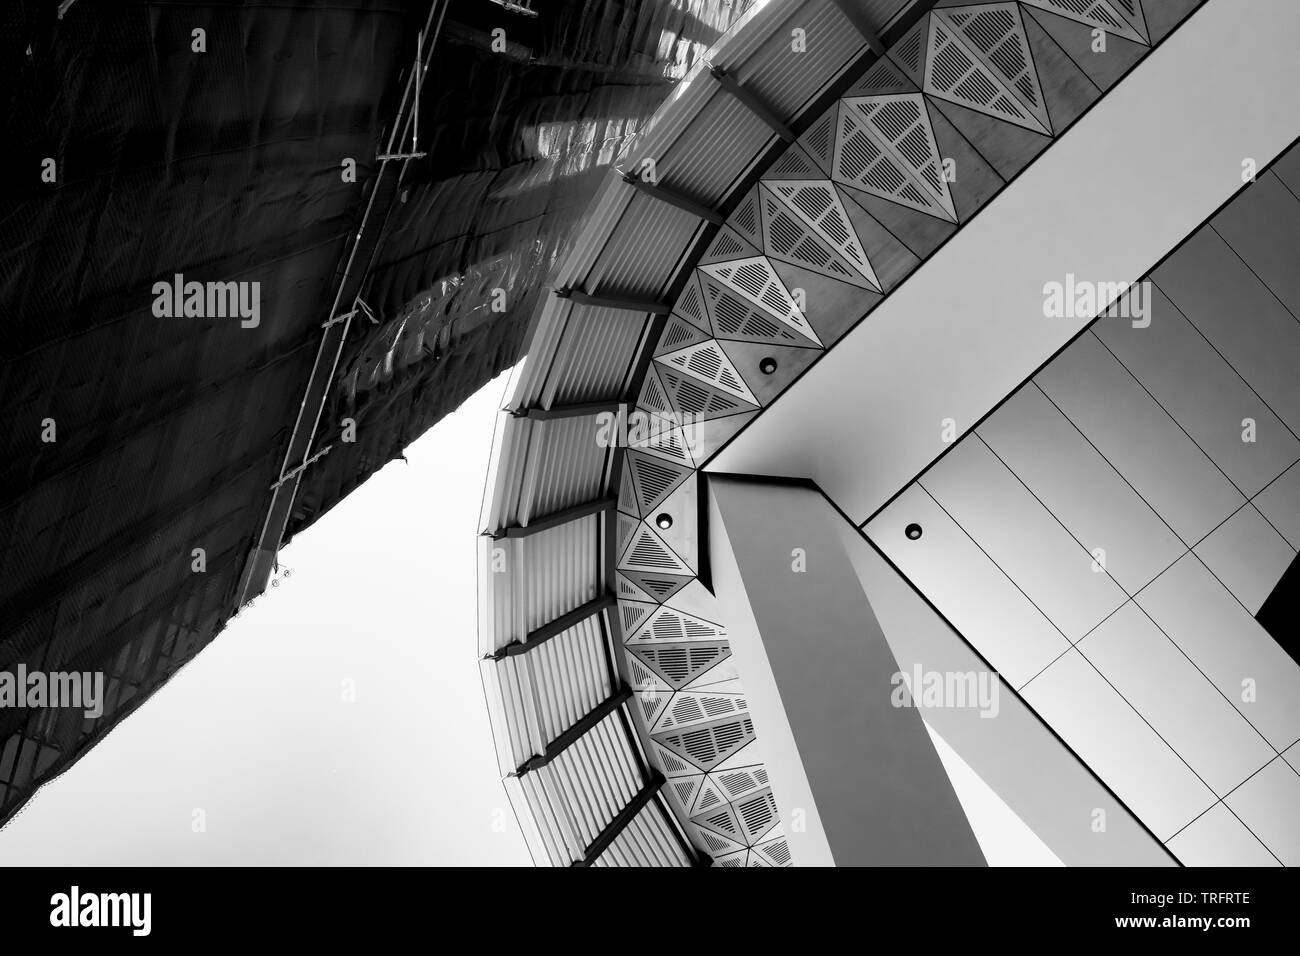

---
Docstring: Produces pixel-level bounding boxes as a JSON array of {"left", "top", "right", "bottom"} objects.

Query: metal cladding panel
[
  {"left": 730, "top": 2, "right": 876, "bottom": 120},
  {"left": 542, "top": 306, "right": 650, "bottom": 407},
  {"left": 477, "top": 516, "right": 602, "bottom": 653},
  {"left": 480, "top": 416, "right": 532, "bottom": 535},
  {"left": 528, "top": 616, "right": 613, "bottom": 748},
  {"left": 583, "top": 192, "right": 706, "bottom": 299},
  {"left": 484, "top": 616, "right": 611, "bottom": 772},
  {"left": 519, "top": 516, "right": 604, "bottom": 639},
  {"left": 654, "top": 92, "right": 779, "bottom": 202},
  {"left": 477, "top": 0, "right": 949, "bottom": 867},
  {"left": 510, "top": 771, "right": 570, "bottom": 866},
  {"left": 595, "top": 804, "right": 693, "bottom": 866},
  {"left": 510, "top": 297, "right": 575, "bottom": 410},
  {"left": 479, "top": 657, "right": 528, "bottom": 778},
  {"left": 542, "top": 713, "right": 644, "bottom": 851},
  {"left": 521, "top": 417, "right": 614, "bottom": 524},
  {"left": 549, "top": 174, "right": 637, "bottom": 293},
  {"left": 483, "top": 415, "right": 612, "bottom": 531},
  {"left": 627, "top": 60, "right": 720, "bottom": 172}
]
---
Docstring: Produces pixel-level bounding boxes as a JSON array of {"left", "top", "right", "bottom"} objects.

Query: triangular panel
[
  {"left": 627, "top": 605, "right": 726, "bottom": 644},
  {"left": 616, "top": 573, "right": 658, "bottom": 604},
  {"left": 796, "top": 111, "right": 836, "bottom": 175},
  {"left": 888, "top": 15, "right": 929, "bottom": 87},
  {"left": 654, "top": 314, "right": 713, "bottom": 356},
  {"left": 925, "top": 9, "right": 1051, "bottom": 134},
  {"left": 761, "top": 182, "right": 880, "bottom": 291},
  {"left": 656, "top": 340, "right": 759, "bottom": 404},
  {"left": 764, "top": 143, "right": 825, "bottom": 181},
  {"left": 733, "top": 787, "right": 780, "bottom": 843},
  {"left": 1019, "top": 0, "right": 1147, "bottom": 44},
  {"left": 617, "top": 597, "right": 657, "bottom": 636},
  {"left": 619, "top": 524, "right": 693, "bottom": 576},
  {"left": 701, "top": 257, "right": 822, "bottom": 344},
  {"left": 837, "top": 95, "right": 957, "bottom": 221},
  {"left": 697, "top": 224, "right": 761, "bottom": 265},
  {"left": 625, "top": 450, "right": 692, "bottom": 516},
  {"left": 846, "top": 55, "right": 918, "bottom": 95},
  {"left": 657, "top": 365, "right": 759, "bottom": 422},
  {"left": 758, "top": 183, "right": 876, "bottom": 289},
  {"left": 726, "top": 187, "right": 764, "bottom": 248},
  {"left": 671, "top": 271, "right": 711, "bottom": 331},
  {"left": 655, "top": 711, "right": 755, "bottom": 769},
  {"left": 616, "top": 510, "right": 638, "bottom": 554},
  {"left": 620, "top": 569, "right": 693, "bottom": 603},
  {"left": 698, "top": 271, "right": 812, "bottom": 347},
  {"left": 632, "top": 642, "right": 732, "bottom": 691}
]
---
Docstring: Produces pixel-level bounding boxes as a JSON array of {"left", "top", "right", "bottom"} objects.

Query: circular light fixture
[
  {"left": 905, "top": 523, "right": 923, "bottom": 541},
  {"left": 656, "top": 513, "right": 673, "bottom": 530},
  {"left": 759, "top": 357, "right": 778, "bottom": 375}
]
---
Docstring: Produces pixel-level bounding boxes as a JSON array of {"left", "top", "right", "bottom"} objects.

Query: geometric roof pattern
[{"left": 479, "top": 0, "right": 1208, "bottom": 867}]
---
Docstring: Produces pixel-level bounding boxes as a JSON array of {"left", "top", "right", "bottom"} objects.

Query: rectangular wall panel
[
  {"left": 1094, "top": 286, "right": 1299, "bottom": 497},
  {"left": 1153, "top": 227, "right": 1300, "bottom": 435},
  {"left": 921, "top": 437, "right": 1128, "bottom": 642},
  {"left": 1035, "top": 332, "right": 1244, "bottom": 546},
  {"left": 979, "top": 383, "right": 1185, "bottom": 594},
  {"left": 1136, "top": 554, "right": 1300, "bottom": 751},
  {"left": 867, "top": 486, "right": 1072, "bottom": 689},
  {"left": 1079, "top": 602, "right": 1275, "bottom": 797},
  {"left": 1193, "top": 504, "right": 1296, "bottom": 614},
  {"left": 1022, "top": 648, "right": 1216, "bottom": 842}
]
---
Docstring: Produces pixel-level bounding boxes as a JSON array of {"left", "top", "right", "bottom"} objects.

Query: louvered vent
[
  {"left": 928, "top": 7, "right": 1050, "bottom": 134},
  {"left": 720, "top": 769, "right": 760, "bottom": 797},
  {"left": 729, "top": 189, "right": 763, "bottom": 246},
  {"left": 767, "top": 144, "right": 821, "bottom": 179},
  {"left": 618, "top": 598, "right": 653, "bottom": 634},
  {"left": 621, "top": 570, "right": 690, "bottom": 601},
  {"left": 675, "top": 274, "right": 709, "bottom": 328},
  {"left": 656, "top": 315, "right": 707, "bottom": 353},
  {"left": 699, "top": 273, "right": 804, "bottom": 346},
  {"left": 837, "top": 96, "right": 956, "bottom": 221},
  {"left": 655, "top": 745, "right": 689, "bottom": 775},
  {"left": 671, "top": 696, "right": 705, "bottom": 724},
  {"left": 655, "top": 714, "right": 756, "bottom": 770},
  {"left": 948, "top": 6, "right": 1041, "bottom": 108},
  {"left": 628, "top": 607, "right": 724, "bottom": 643},
  {"left": 799, "top": 111, "right": 835, "bottom": 172},
  {"left": 1022, "top": 0, "right": 1147, "bottom": 43},
  {"left": 762, "top": 838, "right": 792, "bottom": 866},
  {"left": 759, "top": 187, "right": 870, "bottom": 287},
  {"left": 657, "top": 366, "right": 755, "bottom": 420},
  {"left": 628, "top": 452, "right": 690, "bottom": 514},
  {"left": 673, "top": 779, "right": 699, "bottom": 805},
  {"left": 765, "top": 182, "right": 879, "bottom": 292},
  {"left": 849, "top": 56, "right": 915, "bottom": 95},
  {"left": 704, "top": 228, "right": 747, "bottom": 260},
  {"left": 890, "top": 21, "right": 926, "bottom": 83},
  {"left": 632, "top": 642, "right": 731, "bottom": 689},
  {"left": 736, "top": 788, "right": 779, "bottom": 841},
  {"left": 702, "top": 258, "right": 822, "bottom": 344},
  {"left": 621, "top": 525, "right": 691, "bottom": 575},
  {"left": 617, "top": 512, "right": 638, "bottom": 553},
  {"left": 657, "top": 341, "right": 757, "bottom": 403},
  {"left": 638, "top": 367, "right": 672, "bottom": 416}
]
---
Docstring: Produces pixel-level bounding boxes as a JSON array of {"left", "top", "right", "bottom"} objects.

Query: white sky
[
  {"left": 0, "top": 371, "right": 531, "bottom": 866},
  {"left": 0, "top": 360, "right": 1053, "bottom": 866}
]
